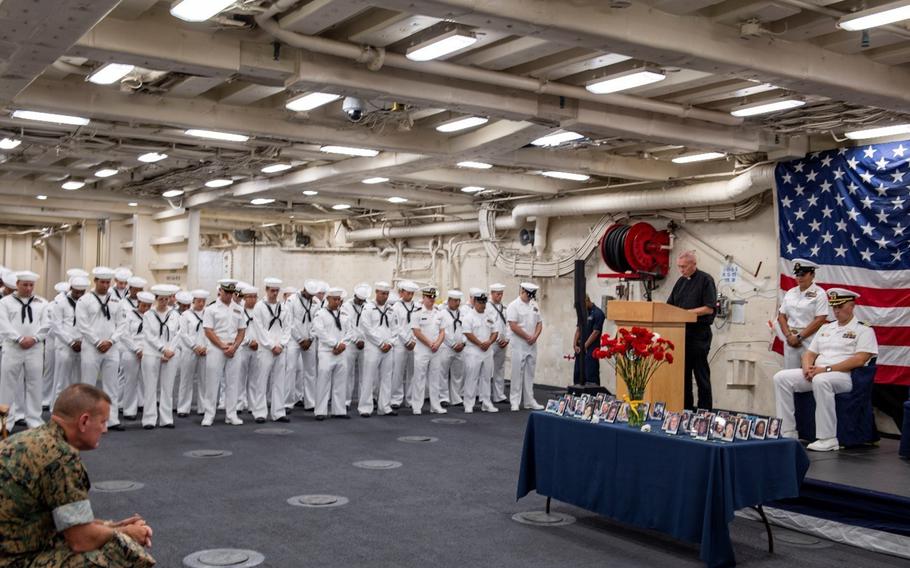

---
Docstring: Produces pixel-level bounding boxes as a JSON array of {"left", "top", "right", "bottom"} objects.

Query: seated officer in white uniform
[
  {"left": 778, "top": 259, "right": 829, "bottom": 369},
  {"left": 772, "top": 288, "right": 878, "bottom": 452}
]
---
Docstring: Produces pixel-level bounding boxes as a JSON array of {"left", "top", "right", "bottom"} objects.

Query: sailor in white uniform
[
  {"left": 410, "top": 286, "right": 446, "bottom": 414},
  {"left": 201, "top": 279, "right": 247, "bottom": 426},
  {"left": 120, "top": 291, "right": 152, "bottom": 422},
  {"left": 778, "top": 259, "right": 830, "bottom": 369},
  {"left": 438, "top": 290, "right": 466, "bottom": 407},
  {"left": 287, "top": 280, "right": 320, "bottom": 410},
  {"left": 358, "top": 282, "right": 398, "bottom": 417},
  {"left": 177, "top": 289, "right": 209, "bottom": 417},
  {"left": 390, "top": 281, "right": 420, "bottom": 408},
  {"left": 140, "top": 285, "right": 181, "bottom": 429},
  {"left": 462, "top": 288, "right": 500, "bottom": 413},
  {"left": 312, "top": 287, "right": 353, "bottom": 420},
  {"left": 342, "top": 284, "right": 370, "bottom": 409},
  {"left": 507, "top": 282, "right": 545, "bottom": 411},
  {"left": 487, "top": 283, "right": 510, "bottom": 403},
  {"left": 252, "top": 278, "right": 291, "bottom": 423},
  {"left": 50, "top": 276, "right": 89, "bottom": 405}
]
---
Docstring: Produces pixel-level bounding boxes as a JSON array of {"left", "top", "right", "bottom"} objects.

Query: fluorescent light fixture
[
  {"left": 457, "top": 161, "right": 493, "bottom": 169},
  {"left": 128, "top": 202, "right": 138, "bottom": 207},
  {"left": 436, "top": 116, "right": 489, "bottom": 133},
  {"left": 88, "top": 63, "right": 134, "bottom": 85},
  {"left": 461, "top": 186, "right": 484, "bottom": 193},
  {"left": 162, "top": 189, "right": 184, "bottom": 198},
  {"left": 331, "top": 203, "right": 352, "bottom": 210},
  {"left": 319, "top": 145, "right": 379, "bottom": 157},
  {"left": 261, "top": 163, "right": 292, "bottom": 174},
  {"left": 185, "top": 129, "right": 249, "bottom": 143},
  {"left": 250, "top": 198, "right": 275, "bottom": 205},
  {"left": 61, "top": 180, "right": 85, "bottom": 190},
  {"left": 170, "top": 0, "right": 234, "bottom": 22},
  {"left": 362, "top": 177, "right": 389, "bottom": 184},
  {"left": 205, "top": 179, "right": 233, "bottom": 188},
  {"left": 138, "top": 152, "right": 168, "bottom": 163},
  {"left": 844, "top": 123, "right": 910, "bottom": 140},
  {"left": 12, "top": 110, "right": 89, "bottom": 126},
  {"left": 0, "top": 138, "right": 21, "bottom": 150},
  {"left": 586, "top": 68, "right": 666, "bottom": 94},
  {"left": 36, "top": 195, "right": 47, "bottom": 200},
  {"left": 94, "top": 168, "right": 119, "bottom": 178},
  {"left": 839, "top": 1, "right": 910, "bottom": 31},
  {"left": 671, "top": 152, "right": 726, "bottom": 164},
  {"left": 406, "top": 29, "right": 477, "bottom": 62},
  {"left": 730, "top": 98, "right": 805, "bottom": 117},
  {"left": 531, "top": 130, "right": 584, "bottom": 147},
  {"left": 540, "top": 171, "right": 590, "bottom": 181},
  {"left": 302, "top": 190, "right": 319, "bottom": 196},
  {"left": 387, "top": 196, "right": 408, "bottom": 204},
  {"left": 285, "top": 92, "right": 341, "bottom": 112}
]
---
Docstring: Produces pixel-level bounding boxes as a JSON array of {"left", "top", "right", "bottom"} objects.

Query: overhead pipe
[
  {"left": 345, "top": 216, "right": 520, "bottom": 242},
  {"left": 255, "top": 4, "right": 741, "bottom": 127}
]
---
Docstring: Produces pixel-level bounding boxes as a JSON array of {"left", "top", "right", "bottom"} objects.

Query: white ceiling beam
[
  {"left": 278, "top": 0, "right": 371, "bottom": 34},
  {"left": 397, "top": 168, "right": 566, "bottom": 195},
  {"left": 494, "top": 147, "right": 682, "bottom": 181},
  {"left": 452, "top": 36, "right": 564, "bottom": 70}
]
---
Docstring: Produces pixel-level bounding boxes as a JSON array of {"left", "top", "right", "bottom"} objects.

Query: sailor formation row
[{"left": 0, "top": 265, "right": 546, "bottom": 430}]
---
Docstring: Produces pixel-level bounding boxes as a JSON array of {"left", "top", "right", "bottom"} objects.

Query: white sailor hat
[
  {"left": 489, "top": 283, "right": 506, "bottom": 292},
  {"left": 69, "top": 276, "right": 90, "bottom": 290},
  {"left": 282, "top": 286, "right": 298, "bottom": 295},
  {"left": 353, "top": 283, "right": 372, "bottom": 300},
  {"left": 326, "top": 286, "right": 345, "bottom": 298},
  {"left": 241, "top": 286, "right": 259, "bottom": 296},
  {"left": 92, "top": 266, "right": 114, "bottom": 280},
  {"left": 15, "top": 271, "right": 39, "bottom": 283},
  {"left": 447, "top": 289, "right": 464, "bottom": 300},
  {"left": 317, "top": 281, "right": 329, "bottom": 294},
  {"left": 792, "top": 259, "right": 818, "bottom": 274},
  {"left": 150, "top": 284, "right": 176, "bottom": 296},
  {"left": 175, "top": 291, "right": 193, "bottom": 305},
  {"left": 304, "top": 279, "right": 320, "bottom": 295},
  {"left": 1, "top": 271, "right": 16, "bottom": 288},
  {"left": 114, "top": 267, "right": 133, "bottom": 282},
  {"left": 235, "top": 281, "right": 250, "bottom": 293},
  {"left": 218, "top": 278, "right": 238, "bottom": 292},
  {"left": 469, "top": 287, "right": 486, "bottom": 298},
  {"left": 263, "top": 277, "right": 283, "bottom": 289},
  {"left": 66, "top": 268, "right": 89, "bottom": 279},
  {"left": 54, "top": 282, "right": 70, "bottom": 294},
  {"left": 374, "top": 281, "right": 391, "bottom": 292},
  {"left": 136, "top": 291, "right": 155, "bottom": 304},
  {"left": 520, "top": 282, "right": 539, "bottom": 292},
  {"left": 127, "top": 276, "right": 147, "bottom": 288},
  {"left": 399, "top": 280, "right": 419, "bottom": 292},
  {"left": 191, "top": 289, "right": 210, "bottom": 300},
  {"left": 827, "top": 287, "right": 860, "bottom": 306}
]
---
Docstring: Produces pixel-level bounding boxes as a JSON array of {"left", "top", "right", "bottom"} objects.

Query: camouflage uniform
[{"left": 0, "top": 422, "right": 155, "bottom": 567}]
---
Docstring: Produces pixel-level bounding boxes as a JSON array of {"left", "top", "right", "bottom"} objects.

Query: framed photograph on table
[
  {"left": 710, "top": 415, "right": 726, "bottom": 440},
  {"left": 666, "top": 413, "right": 681, "bottom": 435},
  {"left": 679, "top": 411, "right": 692, "bottom": 435},
  {"left": 605, "top": 401, "right": 620, "bottom": 423},
  {"left": 751, "top": 418, "right": 769, "bottom": 440},
  {"left": 735, "top": 418, "right": 751, "bottom": 441},
  {"left": 545, "top": 399, "right": 560, "bottom": 414},
  {"left": 581, "top": 403, "right": 595, "bottom": 421},
  {"left": 661, "top": 414, "right": 671, "bottom": 431},
  {"left": 618, "top": 402, "right": 630, "bottom": 423},
  {"left": 693, "top": 417, "right": 709, "bottom": 441},
  {"left": 722, "top": 420, "right": 736, "bottom": 442},
  {"left": 768, "top": 418, "right": 782, "bottom": 439},
  {"left": 650, "top": 402, "right": 666, "bottom": 421}
]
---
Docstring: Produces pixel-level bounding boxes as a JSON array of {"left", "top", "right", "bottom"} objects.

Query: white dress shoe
[
  {"left": 807, "top": 437, "right": 839, "bottom": 452},
  {"left": 225, "top": 414, "right": 244, "bottom": 426},
  {"left": 511, "top": 405, "right": 520, "bottom": 412},
  {"left": 482, "top": 404, "right": 499, "bottom": 413},
  {"left": 201, "top": 416, "right": 214, "bottom": 427},
  {"left": 526, "top": 402, "right": 545, "bottom": 411}
]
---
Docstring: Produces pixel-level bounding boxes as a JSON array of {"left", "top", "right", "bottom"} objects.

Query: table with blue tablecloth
[{"left": 516, "top": 411, "right": 810, "bottom": 568}]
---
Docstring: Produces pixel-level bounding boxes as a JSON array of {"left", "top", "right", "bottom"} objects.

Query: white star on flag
[
  {"left": 821, "top": 205, "right": 833, "bottom": 218},
  {"left": 786, "top": 243, "right": 795, "bottom": 254},
  {"left": 819, "top": 180, "right": 832, "bottom": 192},
  {"left": 821, "top": 155, "right": 833, "bottom": 167},
  {"left": 847, "top": 157, "right": 860, "bottom": 170},
  {"left": 806, "top": 170, "right": 819, "bottom": 182},
  {"left": 893, "top": 195, "right": 905, "bottom": 209},
  {"left": 794, "top": 184, "right": 806, "bottom": 196},
  {"left": 835, "top": 194, "right": 846, "bottom": 206},
  {"left": 809, "top": 219, "right": 821, "bottom": 231},
  {"left": 847, "top": 208, "right": 860, "bottom": 220},
  {"left": 860, "top": 248, "right": 873, "bottom": 261},
  {"left": 797, "top": 233, "right": 808, "bottom": 244},
  {"left": 876, "top": 210, "right": 889, "bottom": 223},
  {"left": 876, "top": 183, "right": 889, "bottom": 196},
  {"left": 781, "top": 172, "right": 792, "bottom": 185},
  {"left": 895, "top": 223, "right": 906, "bottom": 237},
  {"left": 810, "top": 245, "right": 820, "bottom": 256},
  {"left": 891, "top": 170, "right": 905, "bottom": 183},
  {"left": 876, "top": 235, "right": 890, "bottom": 249},
  {"left": 859, "top": 171, "right": 874, "bottom": 184},
  {"left": 835, "top": 220, "right": 848, "bottom": 231},
  {"left": 894, "top": 144, "right": 906, "bottom": 157},
  {"left": 781, "top": 196, "right": 793, "bottom": 208},
  {"left": 794, "top": 208, "right": 806, "bottom": 220},
  {"left": 861, "top": 222, "right": 875, "bottom": 236},
  {"left": 807, "top": 195, "right": 819, "bottom": 207},
  {"left": 821, "top": 231, "right": 834, "bottom": 243},
  {"left": 833, "top": 169, "right": 845, "bottom": 180},
  {"left": 860, "top": 195, "right": 874, "bottom": 209},
  {"left": 863, "top": 146, "right": 876, "bottom": 158},
  {"left": 875, "top": 156, "right": 889, "bottom": 170},
  {"left": 834, "top": 245, "right": 847, "bottom": 257},
  {"left": 793, "top": 162, "right": 805, "bottom": 172},
  {"left": 893, "top": 249, "right": 904, "bottom": 262},
  {"left": 847, "top": 182, "right": 859, "bottom": 194}
]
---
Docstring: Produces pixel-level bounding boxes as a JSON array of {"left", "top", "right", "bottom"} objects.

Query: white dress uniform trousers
[
  {"left": 507, "top": 297, "right": 544, "bottom": 409},
  {"left": 390, "top": 300, "right": 419, "bottom": 406},
  {"left": 341, "top": 300, "right": 367, "bottom": 407},
  {"left": 779, "top": 283, "right": 830, "bottom": 369},
  {"left": 118, "top": 309, "right": 145, "bottom": 418},
  {"left": 177, "top": 308, "right": 207, "bottom": 415},
  {"left": 252, "top": 300, "right": 290, "bottom": 421},
  {"left": 0, "top": 294, "right": 50, "bottom": 427},
  {"left": 287, "top": 293, "right": 318, "bottom": 409},
  {"left": 462, "top": 308, "right": 498, "bottom": 412},
  {"left": 312, "top": 307, "right": 352, "bottom": 417},
  {"left": 237, "top": 308, "right": 259, "bottom": 414},
  {"left": 359, "top": 302, "right": 398, "bottom": 415},
  {"left": 202, "top": 300, "right": 247, "bottom": 423},
  {"left": 438, "top": 307, "right": 466, "bottom": 405},
  {"left": 488, "top": 302, "right": 509, "bottom": 402},
  {"left": 410, "top": 307, "right": 445, "bottom": 413},
  {"left": 51, "top": 294, "right": 82, "bottom": 405},
  {"left": 140, "top": 308, "right": 181, "bottom": 427},
  {"left": 76, "top": 291, "right": 126, "bottom": 426},
  {"left": 773, "top": 317, "right": 878, "bottom": 439}
]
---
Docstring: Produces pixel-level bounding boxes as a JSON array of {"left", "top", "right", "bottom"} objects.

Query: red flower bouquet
[{"left": 593, "top": 326, "right": 675, "bottom": 402}]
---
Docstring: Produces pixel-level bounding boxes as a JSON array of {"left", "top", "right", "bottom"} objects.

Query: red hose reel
[{"left": 598, "top": 222, "right": 670, "bottom": 278}]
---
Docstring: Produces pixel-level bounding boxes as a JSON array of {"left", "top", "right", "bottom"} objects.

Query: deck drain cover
[
  {"left": 183, "top": 449, "right": 233, "bottom": 459},
  {"left": 353, "top": 460, "right": 402, "bottom": 470},
  {"left": 431, "top": 418, "right": 466, "bottom": 425},
  {"left": 92, "top": 480, "right": 144, "bottom": 493},
  {"left": 287, "top": 494, "right": 349, "bottom": 508},
  {"left": 254, "top": 428, "right": 294, "bottom": 435},
  {"left": 183, "top": 549, "right": 264, "bottom": 567},
  {"left": 398, "top": 436, "right": 438, "bottom": 443},
  {"left": 512, "top": 511, "right": 576, "bottom": 527}
]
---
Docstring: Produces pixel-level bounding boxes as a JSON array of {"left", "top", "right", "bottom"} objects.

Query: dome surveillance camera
[{"left": 343, "top": 97, "right": 365, "bottom": 122}]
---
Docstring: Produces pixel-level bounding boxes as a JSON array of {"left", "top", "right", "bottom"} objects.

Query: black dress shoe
[
  {"left": 143, "top": 425, "right": 155, "bottom": 430},
  {"left": 384, "top": 410, "right": 399, "bottom": 416},
  {"left": 137, "top": 407, "right": 144, "bottom": 413},
  {"left": 177, "top": 413, "right": 189, "bottom": 418},
  {"left": 255, "top": 417, "right": 266, "bottom": 424},
  {"left": 333, "top": 414, "right": 351, "bottom": 419},
  {"left": 360, "top": 413, "right": 371, "bottom": 418},
  {"left": 109, "top": 424, "right": 125, "bottom": 431},
  {"left": 440, "top": 401, "right": 449, "bottom": 408},
  {"left": 315, "top": 415, "right": 326, "bottom": 421},
  {"left": 275, "top": 416, "right": 290, "bottom": 423},
  {"left": 162, "top": 424, "right": 175, "bottom": 429},
  {"left": 452, "top": 402, "right": 463, "bottom": 407},
  {"left": 391, "top": 404, "right": 400, "bottom": 410},
  {"left": 294, "top": 400, "right": 306, "bottom": 408},
  {"left": 304, "top": 407, "right": 315, "bottom": 413},
  {"left": 123, "top": 415, "right": 137, "bottom": 421}
]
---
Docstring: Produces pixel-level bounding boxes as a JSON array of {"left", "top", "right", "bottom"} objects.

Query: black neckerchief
[
  {"left": 375, "top": 303, "right": 390, "bottom": 327},
  {"left": 93, "top": 292, "right": 111, "bottom": 320},
  {"left": 329, "top": 309, "right": 342, "bottom": 331},
  {"left": 243, "top": 308, "right": 253, "bottom": 327},
  {"left": 353, "top": 302, "right": 364, "bottom": 327},
  {"left": 192, "top": 310, "right": 203, "bottom": 332},
  {"left": 127, "top": 296, "right": 138, "bottom": 309},
  {"left": 401, "top": 300, "right": 416, "bottom": 323},
  {"left": 114, "top": 287, "right": 126, "bottom": 300},
  {"left": 298, "top": 293, "right": 313, "bottom": 324},
  {"left": 265, "top": 301, "right": 282, "bottom": 330},
  {"left": 12, "top": 295, "right": 34, "bottom": 324},
  {"left": 133, "top": 309, "right": 143, "bottom": 334},
  {"left": 492, "top": 302, "right": 506, "bottom": 325},
  {"left": 447, "top": 308, "right": 461, "bottom": 334},
  {"left": 67, "top": 295, "right": 77, "bottom": 325},
  {"left": 154, "top": 310, "right": 171, "bottom": 339}
]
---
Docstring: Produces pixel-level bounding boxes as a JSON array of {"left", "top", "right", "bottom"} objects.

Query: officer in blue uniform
[{"left": 573, "top": 294, "right": 605, "bottom": 386}]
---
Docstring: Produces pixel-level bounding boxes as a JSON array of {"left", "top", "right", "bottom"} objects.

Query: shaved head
[{"left": 52, "top": 384, "right": 110, "bottom": 420}]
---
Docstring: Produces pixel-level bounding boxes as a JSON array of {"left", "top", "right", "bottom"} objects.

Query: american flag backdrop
[{"left": 775, "top": 141, "right": 910, "bottom": 386}]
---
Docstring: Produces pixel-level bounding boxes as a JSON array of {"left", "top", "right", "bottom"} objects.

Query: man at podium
[{"left": 666, "top": 251, "right": 717, "bottom": 409}]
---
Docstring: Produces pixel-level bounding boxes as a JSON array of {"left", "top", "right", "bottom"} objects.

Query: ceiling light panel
[
  {"left": 185, "top": 129, "right": 249, "bottom": 142},
  {"left": 436, "top": 116, "right": 489, "bottom": 132},
  {"left": 457, "top": 161, "right": 493, "bottom": 169},
  {"left": 671, "top": 152, "right": 726, "bottom": 164},
  {"left": 138, "top": 152, "right": 168, "bottom": 163},
  {"left": 320, "top": 145, "right": 379, "bottom": 157},
  {"left": 540, "top": 171, "right": 590, "bottom": 181},
  {"left": 586, "top": 68, "right": 666, "bottom": 94},
  {"left": 170, "top": 0, "right": 234, "bottom": 22},
  {"left": 845, "top": 123, "right": 910, "bottom": 140},
  {"left": 262, "top": 163, "right": 293, "bottom": 173},
  {"left": 730, "top": 99, "right": 805, "bottom": 117},
  {"left": 531, "top": 131, "right": 584, "bottom": 147},
  {"left": 407, "top": 29, "right": 478, "bottom": 61},
  {"left": 88, "top": 63, "right": 134, "bottom": 85},
  {"left": 839, "top": 2, "right": 910, "bottom": 31},
  {"left": 285, "top": 92, "right": 341, "bottom": 111},
  {"left": 12, "top": 110, "right": 90, "bottom": 126}
]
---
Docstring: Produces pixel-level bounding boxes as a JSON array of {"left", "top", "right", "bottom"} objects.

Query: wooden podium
[{"left": 606, "top": 301, "right": 696, "bottom": 412}]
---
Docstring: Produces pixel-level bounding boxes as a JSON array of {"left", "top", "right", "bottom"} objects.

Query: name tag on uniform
[
  {"left": 806, "top": 291, "right": 817, "bottom": 298},
  {"left": 842, "top": 331, "right": 856, "bottom": 339}
]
